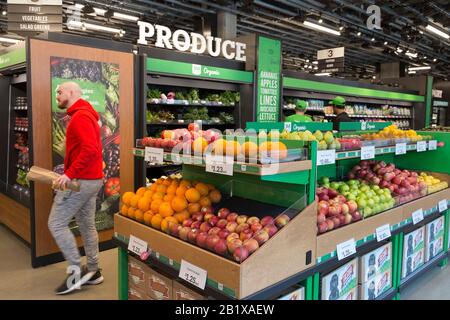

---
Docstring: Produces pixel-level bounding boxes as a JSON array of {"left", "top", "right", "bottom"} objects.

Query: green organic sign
[
  {"left": 256, "top": 36, "right": 281, "bottom": 123},
  {"left": 147, "top": 58, "right": 253, "bottom": 83},
  {"left": 283, "top": 77, "right": 424, "bottom": 102},
  {"left": 0, "top": 47, "right": 25, "bottom": 70},
  {"left": 246, "top": 121, "right": 332, "bottom": 132},
  {"left": 339, "top": 122, "right": 391, "bottom": 131},
  {"left": 51, "top": 77, "right": 106, "bottom": 113}
]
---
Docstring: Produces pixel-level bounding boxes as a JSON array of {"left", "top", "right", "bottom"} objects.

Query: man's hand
[{"left": 54, "top": 174, "right": 71, "bottom": 190}]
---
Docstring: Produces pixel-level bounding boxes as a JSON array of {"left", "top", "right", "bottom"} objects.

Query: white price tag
[
  {"left": 169, "top": 259, "right": 174, "bottom": 266},
  {"left": 438, "top": 200, "right": 448, "bottom": 213},
  {"left": 155, "top": 252, "right": 160, "bottom": 259},
  {"left": 205, "top": 155, "right": 233, "bottom": 176},
  {"left": 412, "top": 208, "right": 424, "bottom": 225},
  {"left": 218, "top": 283, "right": 224, "bottom": 291},
  {"left": 128, "top": 235, "right": 148, "bottom": 256},
  {"left": 179, "top": 260, "right": 207, "bottom": 290},
  {"left": 395, "top": 143, "right": 407, "bottom": 155},
  {"left": 317, "top": 149, "right": 336, "bottom": 166},
  {"left": 376, "top": 224, "right": 391, "bottom": 242},
  {"left": 284, "top": 122, "right": 292, "bottom": 132},
  {"left": 145, "top": 147, "right": 164, "bottom": 164},
  {"left": 336, "top": 238, "right": 356, "bottom": 261},
  {"left": 428, "top": 140, "right": 437, "bottom": 151},
  {"left": 416, "top": 141, "right": 427, "bottom": 152},
  {"left": 361, "top": 146, "right": 375, "bottom": 160}
]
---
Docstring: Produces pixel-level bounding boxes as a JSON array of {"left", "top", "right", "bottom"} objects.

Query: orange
[
  {"left": 159, "top": 201, "right": 174, "bottom": 217},
  {"left": 206, "top": 184, "right": 216, "bottom": 191},
  {"left": 134, "top": 209, "right": 144, "bottom": 222},
  {"left": 171, "top": 180, "right": 179, "bottom": 187},
  {"left": 171, "top": 196, "right": 188, "bottom": 212},
  {"left": 121, "top": 204, "right": 129, "bottom": 216},
  {"left": 259, "top": 141, "right": 271, "bottom": 155},
  {"left": 226, "top": 140, "right": 241, "bottom": 157},
  {"left": 163, "top": 194, "right": 175, "bottom": 202},
  {"left": 174, "top": 211, "right": 190, "bottom": 223},
  {"left": 209, "top": 190, "right": 222, "bottom": 204},
  {"left": 155, "top": 178, "right": 164, "bottom": 185},
  {"left": 138, "top": 197, "right": 151, "bottom": 212},
  {"left": 152, "top": 192, "right": 164, "bottom": 201},
  {"left": 130, "top": 195, "right": 141, "bottom": 208},
  {"left": 163, "top": 178, "right": 172, "bottom": 186},
  {"left": 185, "top": 188, "right": 201, "bottom": 203},
  {"left": 176, "top": 186, "right": 188, "bottom": 198},
  {"left": 156, "top": 184, "right": 167, "bottom": 194},
  {"left": 150, "top": 199, "right": 163, "bottom": 212},
  {"left": 242, "top": 141, "right": 258, "bottom": 158},
  {"left": 199, "top": 196, "right": 211, "bottom": 207},
  {"left": 195, "top": 183, "right": 209, "bottom": 196},
  {"left": 143, "top": 190, "right": 154, "bottom": 199},
  {"left": 161, "top": 216, "right": 178, "bottom": 233},
  {"left": 150, "top": 184, "right": 158, "bottom": 192},
  {"left": 122, "top": 192, "right": 134, "bottom": 206},
  {"left": 270, "top": 141, "right": 288, "bottom": 159},
  {"left": 151, "top": 214, "right": 163, "bottom": 229},
  {"left": 192, "top": 137, "right": 208, "bottom": 154},
  {"left": 127, "top": 207, "right": 136, "bottom": 219},
  {"left": 136, "top": 187, "right": 147, "bottom": 197},
  {"left": 143, "top": 210, "right": 154, "bottom": 225},
  {"left": 166, "top": 185, "right": 177, "bottom": 195},
  {"left": 187, "top": 202, "right": 201, "bottom": 214},
  {"left": 212, "top": 139, "right": 227, "bottom": 155},
  {"left": 179, "top": 179, "right": 192, "bottom": 188}
]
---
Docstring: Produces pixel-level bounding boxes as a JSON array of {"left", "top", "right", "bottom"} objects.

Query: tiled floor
[{"left": 0, "top": 223, "right": 449, "bottom": 300}]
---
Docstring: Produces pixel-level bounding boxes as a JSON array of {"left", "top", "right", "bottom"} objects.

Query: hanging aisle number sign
[
  {"left": 416, "top": 141, "right": 427, "bottom": 152},
  {"left": 428, "top": 140, "right": 437, "bottom": 151},
  {"left": 145, "top": 147, "right": 164, "bottom": 164},
  {"left": 128, "top": 235, "right": 148, "bottom": 256},
  {"left": 179, "top": 260, "right": 207, "bottom": 290},
  {"left": 395, "top": 143, "right": 407, "bottom": 155},
  {"left": 317, "top": 149, "right": 336, "bottom": 166},
  {"left": 205, "top": 155, "right": 233, "bottom": 176},
  {"left": 361, "top": 146, "right": 375, "bottom": 160},
  {"left": 337, "top": 238, "right": 356, "bottom": 260}
]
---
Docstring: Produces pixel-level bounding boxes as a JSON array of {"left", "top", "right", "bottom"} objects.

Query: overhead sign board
[{"left": 317, "top": 47, "right": 345, "bottom": 73}]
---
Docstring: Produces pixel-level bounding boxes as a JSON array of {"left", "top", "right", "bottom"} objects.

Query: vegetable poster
[{"left": 50, "top": 57, "right": 120, "bottom": 234}]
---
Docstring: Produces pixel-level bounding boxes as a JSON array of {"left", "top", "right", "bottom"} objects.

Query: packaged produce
[
  {"left": 402, "top": 227, "right": 425, "bottom": 279},
  {"left": 418, "top": 172, "right": 449, "bottom": 194},
  {"left": 321, "top": 258, "right": 358, "bottom": 300},
  {"left": 425, "top": 216, "right": 445, "bottom": 262}
]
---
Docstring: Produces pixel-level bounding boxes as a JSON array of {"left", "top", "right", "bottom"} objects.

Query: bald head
[{"left": 55, "top": 81, "right": 83, "bottom": 110}]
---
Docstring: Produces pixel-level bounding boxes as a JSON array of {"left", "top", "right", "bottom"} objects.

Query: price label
[
  {"left": 128, "top": 235, "right": 148, "bottom": 256},
  {"left": 337, "top": 238, "right": 356, "bottom": 261},
  {"left": 317, "top": 149, "right": 336, "bottom": 166},
  {"left": 428, "top": 140, "right": 437, "bottom": 151},
  {"left": 416, "top": 141, "right": 427, "bottom": 152},
  {"left": 169, "top": 259, "right": 174, "bottom": 266},
  {"left": 412, "top": 208, "right": 424, "bottom": 225},
  {"left": 205, "top": 155, "right": 233, "bottom": 176},
  {"left": 376, "top": 224, "right": 391, "bottom": 242},
  {"left": 284, "top": 122, "right": 292, "bottom": 132},
  {"left": 361, "top": 146, "right": 375, "bottom": 160},
  {"left": 438, "top": 200, "right": 448, "bottom": 213},
  {"left": 179, "top": 260, "right": 207, "bottom": 290},
  {"left": 145, "top": 147, "right": 164, "bottom": 164},
  {"left": 395, "top": 143, "right": 407, "bottom": 155}
]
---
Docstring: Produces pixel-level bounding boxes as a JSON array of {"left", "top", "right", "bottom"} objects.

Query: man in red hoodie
[{"left": 48, "top": 82, "right": 104, "bottom": 295}]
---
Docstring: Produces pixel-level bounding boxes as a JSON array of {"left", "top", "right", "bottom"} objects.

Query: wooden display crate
[{"left": 114, "top": 201, "right": 317, "bottom": 299}]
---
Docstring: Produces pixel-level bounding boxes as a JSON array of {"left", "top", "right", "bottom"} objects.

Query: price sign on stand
[
  {"left": 337, "top": 238, "right": 356, "bottom": 261},
  {"left": 395, "top": 143, "right": 407, "bottom": 155},
  {"left": 416, "top": 141, "right": 427, "bottom": 152},
  {"left": 428, "top": 140, "right": 437, "bottom": 151},
  {"left": 361, "top": 146, "right": 375, "bottom": 160},
  {"left": 179, "top": 260, "right": 207, "bottom": 290},
  {"left": 317, "top": 149, "right": 336, "bottom": 166},
  {"left": 412, "top": 208, "right": 424, "bottom": 225},
  {"left": 145, "top": 147, "right": 164, "bottom": 164},
  {"left": 438, "top": 200, "right": 448, "bottom": 213},
  {"left": 128, "top": 235, "right": 148, "bottom": 256},
  {"left": 205, "top": 155, "right": 233, "bottom": 176},
  {"left": 376, "top": 224, "right": 392, "bottom": 242}
]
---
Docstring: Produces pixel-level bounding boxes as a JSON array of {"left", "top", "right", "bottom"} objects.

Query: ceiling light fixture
[
  {"left": 318, "top": 17, "right": 323, "bottom": 24},
  {"left": 433, "top": 58, "right": 437, "bottom": 62},
  {"left": 312, "top": 61, "right": 318, "bottom": 65},
  {"left": 384, "top": 41, "right": 388, "bottom": 45},
  {"left": 357, "top": 31, "right": 362, "bottom": 36},
  {"left": 303, "top": 20, "right": 341, "bottom": 36},
  {"left": 408, "top": 66, "right": 431, "bottom": 71},
  {"left": 68, "top": 20, "right": 124, "bottom": 35},
  {"left": 0, "top": 37, "right": 21, "bottom": 44},
  {"left": 408, "top": 70, "right": 417, "bottom": 74},
  {"left": 339, "top": 26, "right": 344, "bottom": 31},
  {"left": 425, "top": 24, "right": 449, "bottom": 39},
  {"left": 406, "top": 51, "right": 418, "bottom": 58},
  {"left": 315, "top": 72, "right": 331, "bottom": 76},
  {"left": 371, "top": 37, "right": 375, "bottom": 41},
  {"left": 1, "top": 10, "right": 6, "bottom": 16},
  {"left": 113, "top": 12, "right": 139, "bottom": 21},
  {"left": 396, "top": 47, "right": 403, "bottom": 53},
  {"left": 306, "top": 59, "right": 310, "bottom": 63}
]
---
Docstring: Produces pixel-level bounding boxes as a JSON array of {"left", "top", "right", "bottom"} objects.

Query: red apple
[
  {"left": 344, "top": 214, "right": 353, "bottom": 225},
  {"left": 247, "top": 216, "right": 260, "bottom": 225},
  {"left": 187, "top": 228, "right": 199, "bottom": 243},
  {"left": 236, "top": 215, "right": 248, "bottom": 225},
  {"left": 169, "top": 223, "right": 182, "bottom": 237},
  {"left": 214, "top": 239, "right": 228, "bottom": 255},
  {"left": 332, "top": 217, "right": 341, "bottom": 228},
  {"left": 204, "top": 213, "right": 215, "bottom": 223},
  {"left": 351, "top": 211, "right": 362, "bottom": 221},
  {"left": 191, "top": 221, "right": 202, "bottom": 230},
  {"left": 347, "top": 200, "right": 357, "bottom": 214},
  {"left": 192, "top": 213, "right": 204, "bottom": 222},
  {"left": 274, "top": 214, "right": 290, "bottom": 228},
  {"left": 196, "top": 232, "right": 209, "bottom": 248},
  {"left": 261, "top": 216, "right": 274, "bottom": 227},
  {"left": 318, "top": 222, "right": 328, "bottom": 234},
  {"left": 200, "top": 222, "right": 212, "bottom": 233},
  {"left": 338, "top": 215, "right": 346, "bottom": 226},
  {"left": 227, "top": 239, "right": 242, "bottom": 254},
  {"left": 188, "top": 122, "right": 200, "bottom": 132},
  {"left": 208, "top": 227, "right": 221, "bottom": 236},
  {"left": 227, "top": 213, "right": 239, "bottom": 222},
  {"left": 240, "top": 229, "right": 253, "bottom": 242},
  {"left": 218, "top": 229, "right": 231, "bottom": 239},
  {"left": 216, "top": 219, "right": 228, "bottom": 229},
  {"left": 209, "top": 216, "right": 219, "bottom": 227},
  {"left": 179, "top": 227, "right": 191, "bottom": 241},
  {"left": 226, "top": 233, "right": 239, "bottom": 243},
  {"left": 318, "top": 201, "right": 329, "bottom": 215},
  {"left": 225, "top": 222, "right": 238, "bottom": 233},
  {"left": 235, "top": 223, "right": 250, "bottom": 234},
  {"left": 317, "top": 213, "right": 326, "bottom": 224},
  {"left": 341, "top": 203, "right": 349, "bottom": 215},
  {"left": 206, "top": 235, "right": 220, "bottom": 250},
  {"left": 233, "top": 246, "right": 249, "bottom": 262},
  {"left": 328, "top": 189, "right": 339, "bottom": 198},
  {"left": 243, "top": 238, "right": 259, "bottom": 254},
  {"left": 217, "top": 208, "right": 230, "bottom": 219},
  {"left": 263, "top": 224, "right": 278, "bottom": 237},
  {"left": 251, "top": 223, "right": 263, "bottom": 233},
  {"left": 182, "top": 219, "right": 193, "bottom": 227},
  {"left": 200, "top": 206, "right": 214, "bottom": 215},
  {"left": 328, "top": 205, "right": 339, "bottom": 216},
  {"left": 326, "top": 219, "right": 335, "bottom": 231},
  {"left": 335, "top": 195, "right": 347, "bottom": 204},
  {"left": 254, "top": 230, "right": 270, "bottom": 245}
]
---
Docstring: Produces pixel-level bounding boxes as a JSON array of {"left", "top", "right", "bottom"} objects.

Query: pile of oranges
[
  {"left": 120, "top": 177, "right": 222, "bottom": 232},
  {"left": 361, "top": 125, "right": 423, "bottom": 142}
]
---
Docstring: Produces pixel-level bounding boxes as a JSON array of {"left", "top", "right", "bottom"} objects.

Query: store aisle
[{"left": 0, "top": 224, "right": 118, "bottom": 300}]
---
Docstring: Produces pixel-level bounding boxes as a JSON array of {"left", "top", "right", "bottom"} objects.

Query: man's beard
[{"left": 57, "top": 100, "right": 68, "bottom": 110}]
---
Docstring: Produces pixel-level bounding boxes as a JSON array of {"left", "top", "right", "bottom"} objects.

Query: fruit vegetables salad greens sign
[
  {"left": 256, "top": 36, "right": 281, "bottom": 122},
  {"left": 50, "top": 57, "right": 120, "bottom": 234}
]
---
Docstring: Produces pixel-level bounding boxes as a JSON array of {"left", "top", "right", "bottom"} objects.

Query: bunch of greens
[
  {"left": 175, "top": 92, "right": 186, "bottom": 100},
  {"left": 184, "top": 107, "right": 210, "bottom": 122},
  {"left": 147, "top": 89, "right": 161, "bottom": 99},
  {"left": 220, "top": 91, "right": 240, "bottom": 105},
  {"left": 16, "top": 169, "right": 29, "bottom": 188},
  {"left": 218, "top": 112, "right": 234, "bottom": 124},
  {"left": 205, "top": 93, "right": 220, "bottom": 102},
  {"left": 186, "top": 89, "right": 200, "bottom": 102}
]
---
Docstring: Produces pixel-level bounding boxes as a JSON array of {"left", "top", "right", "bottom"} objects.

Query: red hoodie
[{"left": 64, "top": 98, "right": 103, "bottom": 180}]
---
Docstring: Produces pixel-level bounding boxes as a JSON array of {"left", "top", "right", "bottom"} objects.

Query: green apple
[
  {"left": 372, "top": 185, "right": 380, "bottom": 191},
  {"left": 373, "top": 195, "right": 380, "bottom": 203},
  {"left": 321, "top": 177, "right": 330, "bottom": 185},
  {"left": 348, "top": 194, "right": 357, "bottom": 201},
  {"left": 379, "top": 195, "right": 386, "bottom": 202},
  {"left": 364, "top": 207, "right": 373, "bottom": 217},
  {"left": 361, "top": 185, "right": 370, "bottom": 192},
  {"left": 351, "top": 184, "right": 359, "bottom": 190},
  {"left": 339, "top": 185, "right": 350, "bottom": 193},
  {"left": 330, "top": 182, "right": 340, "bottom": 190},
  {"left": 357, "top": 198, "right": 367, "bottom": 208},
  {"left": 367, "top": 198, "right": 375, "bottom": 207}
]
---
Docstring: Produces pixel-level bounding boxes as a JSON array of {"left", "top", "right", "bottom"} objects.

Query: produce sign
[{"left": 51, "top": 57, "right": 120, "bottom": 234}]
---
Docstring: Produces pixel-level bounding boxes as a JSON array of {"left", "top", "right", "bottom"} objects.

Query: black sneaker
[
  {"left": 55, "top": 267, "right": 96, "bottom": 295},
  {"left": 85, "top": 268, "right": 104, "bottom": 285}
]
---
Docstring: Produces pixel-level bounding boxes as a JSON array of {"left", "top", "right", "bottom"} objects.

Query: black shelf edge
[
  {"left": 147, "top": 102, "right": 236, "bottom": 108},
  {"left": 375, "top": 287, "right": 397, "bottom": 301},
  {"left": 112, "top": 237, "right": 235, "bottom": 300},
  {"left": 399, "top": 251, "right": 448, "bottom": 292},
  {"left": 147, "top": 122, "right": 234, "bottom": 126}
]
